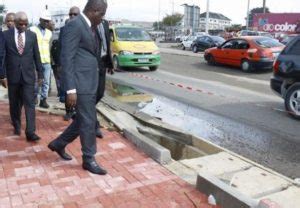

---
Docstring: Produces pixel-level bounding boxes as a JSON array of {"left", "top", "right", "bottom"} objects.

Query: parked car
[
  {"left": 181, "top": 36, "right": 197, "bottom": 50},
  {"left": 281, "top": 34, "right": 298, "bottom": 45},
  {"left": 191, "top": 35, "right": 225, "bottom": 53},
  {"left": 258, "top": 31, "right": 273, "bottom": 38},
  {"left": 238, "top": 30, "right": 259, "bottom": 36},
  {"left": 271, "top": 35, "right": 300, "bottom": 119},
  {"left": 204, "top": 36, "right": 285, "bottom": 72}
]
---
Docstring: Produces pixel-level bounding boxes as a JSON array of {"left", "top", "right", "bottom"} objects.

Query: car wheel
[
  {"left": 241, "top": 59, "right": 253, "bottom": 72},
  {"left": 192, "top": 46, "right": 198, "bottom": 53},
  {"left": 206, "top": 54, "right": 216, "bottom": 65},
  {"left": 285, "top": 83, "right": 300, "bottom": 120},
  {"left": 113, "top": 56, "right": 120, "bottom": 70},
  {"left": 149, "top": 66, "right": 158, "bottom": 71},
  {"left": 181, "top": 44, "right": 186, "bottom": 50}
]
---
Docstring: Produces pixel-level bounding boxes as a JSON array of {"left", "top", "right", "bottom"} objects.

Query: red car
[{"left": 204, "top": 36, "right": 285, "bottom": 72}]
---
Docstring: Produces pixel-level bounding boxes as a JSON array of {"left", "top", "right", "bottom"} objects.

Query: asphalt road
[{"left": 107, "top": 52, "right": 300, "bottom": 179}]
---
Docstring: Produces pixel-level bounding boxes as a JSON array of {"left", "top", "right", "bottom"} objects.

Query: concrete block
[
  {"left": 196, "top": 171, "right": 258, "bottom": 208},
  {"left": 124, "top": 128, "right": 172, "bottom": 165},
  {"left": 230, "top": 167, "right": 291, "bottom": 199},
  {"left": 180, "top": 152, "right": 252, "bottom": 176},
  {"left": 258, "top": 186, "right": 300, "bottom": 208},
  {"left": 164, "top": 161, "right": 198, "bottom": 185}
]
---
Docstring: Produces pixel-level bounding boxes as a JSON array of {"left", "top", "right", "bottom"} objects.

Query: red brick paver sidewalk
[{"left": 0, "top": 101, "right": 217, "bottom": 208}]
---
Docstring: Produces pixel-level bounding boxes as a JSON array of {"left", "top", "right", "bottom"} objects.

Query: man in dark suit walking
[
  {"left": 48, "top": 0, "right": 108, "bottom": 175},
  {"left": 95, "top": 19, "right": 114, "bottom": 139},
  {"left": 0, "top": 12, "right": 43, "bottom": 142}
]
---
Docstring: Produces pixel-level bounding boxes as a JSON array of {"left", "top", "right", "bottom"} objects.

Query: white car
[{"left": 181, "top": 36, "right": 197, "bottom": 50}]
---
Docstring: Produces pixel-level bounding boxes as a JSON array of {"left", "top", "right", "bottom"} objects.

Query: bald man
[
  {"left": 48, "top": 0, "right": 108, "bottom": 175},
  {"left": 0, "top": 12, "right": 43, "bottom": 142}
]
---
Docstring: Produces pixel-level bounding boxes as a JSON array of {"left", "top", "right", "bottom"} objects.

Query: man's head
[
  {"left": 39, "top": 11, "right": 52, "bottom": 29},
  {"left": 15, "top": 12, "right": 28, "bottom": 33},
  {"left": 69, "top": 6, "right": 80, "bottom": 20},
  {"left": 5, "top": 13, "right": 15, "bottom": 29},
  {"left": 83, "top": 0, "right": 107, "bottom": 27},
  {"left": 47, "top": 20, "right": 55, "bottom": 31}
]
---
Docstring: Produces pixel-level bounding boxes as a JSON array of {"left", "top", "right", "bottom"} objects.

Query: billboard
[{"left": 253, "top": 13, "right": 300, "bottom": 33}]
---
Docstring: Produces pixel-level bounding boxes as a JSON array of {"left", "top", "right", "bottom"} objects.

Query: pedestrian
[
  {"left": 2, "top": 13, "right": 16, "bottom": 31},
  {"left": 0, "top": 30, "right": 4, "bottom": 81},
  {"left": 95, "top": 18, "right": 114, "bottom": 138},
  {"left": 0, "top": 12, "right": 43, "bottom": 142},
  {"left": 48, "top": 0, "right": 108, "bottom": 175},
  {"left": 58, "top": 6, "right": 80, "bottom": 121},
  {"left": 30, "top": 11, "right": 53, "bottom": 109}
]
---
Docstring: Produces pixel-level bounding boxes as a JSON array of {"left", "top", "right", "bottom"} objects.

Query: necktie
[
  {"left": 17, "top": 32, "right": 24, "bottom": 55},
  {"left": 91, "top": 27, "right": 100, "bottom": 53}
]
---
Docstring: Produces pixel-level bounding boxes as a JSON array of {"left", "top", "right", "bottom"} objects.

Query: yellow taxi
[{"left": 110, "top": 24, "right": 161, "bottom": 71}]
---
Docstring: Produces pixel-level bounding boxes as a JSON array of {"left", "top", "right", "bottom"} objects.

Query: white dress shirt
[
  {"left": 67, "top": 13, "right": 91, "bottom": 95},
  {"left": 14, "top": 28, "right": 26, "bottom": 49}
]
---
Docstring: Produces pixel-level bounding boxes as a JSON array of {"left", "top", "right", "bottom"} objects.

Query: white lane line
[
  {"left": 214, "top": 72, "right": 270, "bottom": 86},
  {"left": 157, "top": 70, "right": 279, "bottom": 101}
]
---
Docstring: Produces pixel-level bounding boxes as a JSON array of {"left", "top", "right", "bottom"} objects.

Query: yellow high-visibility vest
[{"left": 30, "top": 26, "right": 52, "bottom": 64}]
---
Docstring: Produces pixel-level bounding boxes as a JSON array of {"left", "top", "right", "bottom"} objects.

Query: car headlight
[
  {"left": 119, "top": 51, "right": 134, "bottom": 55},
  {"left": 152, "top": 50, "right": 160, "bottom": 55}
]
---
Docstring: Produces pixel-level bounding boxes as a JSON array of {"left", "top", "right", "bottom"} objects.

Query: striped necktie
[{"left": 17, "top": 32, "right": 24, "bottom": 55}]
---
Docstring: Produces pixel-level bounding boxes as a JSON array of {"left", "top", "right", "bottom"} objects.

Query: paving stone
[{"left": 0, "top": 101, "right": 215, "bottom": 207}]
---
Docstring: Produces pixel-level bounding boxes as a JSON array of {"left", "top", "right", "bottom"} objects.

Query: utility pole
[
  {"left": 246, "top": 0, "right": 250, "bottom": 30},
  {"left": 158, "top": 0, "right": 161, "bottom": 31},
  {"left": 263, "top": 0, "right": 266, "bottom": 13},
  {"left": 205, "top": 0, "right": 209, "bottom": 34}
]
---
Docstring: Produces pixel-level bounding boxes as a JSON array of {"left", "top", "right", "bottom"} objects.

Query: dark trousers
[
  {"left": 8, "top": 82, "right": 36, "bottom": 135},
  {"left": 95, "top": 70, "right": 106, "bottom": 129},
  {"left": 53, "top": 94, "right": 97, "bottom": 162}
]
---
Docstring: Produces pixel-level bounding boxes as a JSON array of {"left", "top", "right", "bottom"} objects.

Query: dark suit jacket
[
  {"left": 60, "top": 15, "right": 100, "bottom": 95},
  {"left": 0, "top": 30, "right": 4, "bottom": 78},
  {"left": 1, "top": 28, "right": 43, "bottom": 85},
  {"left": 99, "top": 20, "right": 113, "bottom": 71}
]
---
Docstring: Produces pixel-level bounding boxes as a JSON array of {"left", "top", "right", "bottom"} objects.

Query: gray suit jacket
[{"left": 60, "top": 14, "right": 100, "bottom": 95}]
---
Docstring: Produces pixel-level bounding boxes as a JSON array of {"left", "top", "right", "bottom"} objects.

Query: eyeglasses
[{"left": 69, "top": 13, "right": 78, "bottom": 17}]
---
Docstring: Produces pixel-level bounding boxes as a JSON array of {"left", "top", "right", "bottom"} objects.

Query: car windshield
[
  {"left": 254, "top": 37, "right": 283, "bottom": 48},
  {"left": 211, "top": 36, "right": 225, "bottom": 43},
  {"left": 115, "top": 27, "right": 152, "bottom": 41}
]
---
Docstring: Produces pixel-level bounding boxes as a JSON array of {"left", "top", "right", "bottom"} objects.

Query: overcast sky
[{"left": 2, "top": 0, "right": 300, "bottom": 24}]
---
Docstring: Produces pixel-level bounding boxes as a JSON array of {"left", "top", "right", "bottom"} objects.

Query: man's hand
[
  {"left": 107, "top": 67, "right": 115, "bottom": 75},
  {"left": 0, "top": 79, "right": 8, "bottom": 88},
  {"left": 38, "top": 79, "right": 44, "bottom": 86},
  {"left": 66, "top": 93, "right": 77, "bottom": 109}
]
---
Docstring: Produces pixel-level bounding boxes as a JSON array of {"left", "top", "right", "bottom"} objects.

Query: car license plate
[{"left": 138, "top": 58, "right": 149, "bottom": 63}]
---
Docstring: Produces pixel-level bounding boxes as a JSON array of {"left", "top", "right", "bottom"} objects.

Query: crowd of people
[{"left": 0, "top": 0, "right": 114, "bottom": 175}]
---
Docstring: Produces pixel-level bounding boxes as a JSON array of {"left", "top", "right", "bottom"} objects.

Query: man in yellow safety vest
[{"left": 30, "top": 11, "right": 53, "bottom": 109}]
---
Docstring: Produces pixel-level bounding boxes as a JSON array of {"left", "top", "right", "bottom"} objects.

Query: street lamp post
[
  {"left": 246, "top": 0, "right": 250, "bottom": 30},
  {"left": 205, "top": 0, "right": 209, "bottom": 34},
  {"left": 263, "top": 0, "right": 266, "bottom": 13}
]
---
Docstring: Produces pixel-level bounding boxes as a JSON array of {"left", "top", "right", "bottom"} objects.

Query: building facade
[
  {"left": 51, "top": 9, "right": 69, "bottom": 30},
  {"left": 182, "top": 4, "right": 200, "bottom": 33},
  {"left": 199, "top": 12, "right": 231, "bottom": 31}
]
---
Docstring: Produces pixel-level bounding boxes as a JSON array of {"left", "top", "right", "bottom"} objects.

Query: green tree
[
  {"left": 0, "top": 4, "right": 6, "bottom": 25},
  {"left": 162, "top": 13, "right": 183, "bottom": 27},
  {"left": 153, "top": 21, "right": 164, "bottom": 31},
  {"left": 248, "top": 7, "right": 270, "bottom": 27}
]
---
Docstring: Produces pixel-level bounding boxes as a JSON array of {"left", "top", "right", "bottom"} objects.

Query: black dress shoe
[
  {"left": 96, "top": 128, "right": 103, "bottom": 139},
  {"left": 26, "top": 133, "right": 41, "bottom": 142},
  {"left": 48, "top": 142, "right": 72, "bottom": 161},
  {"left": 14, "top": 129, "right": 21, "bottom": 136},
  {"left": 82, "top": 161, "right": 107, "bottom": 175}
]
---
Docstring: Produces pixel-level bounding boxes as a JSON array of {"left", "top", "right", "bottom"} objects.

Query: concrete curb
[
  {"left": 159, "top": 47, "right": 204, "bottom": 58},
  {"left": 123, "top": 128, "right": 172, "bottom": 165},
  {"left": 196, "top": 171, "right": 258, "bottom": 208}
]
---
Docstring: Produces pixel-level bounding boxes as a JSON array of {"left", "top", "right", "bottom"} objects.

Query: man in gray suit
[{"left": 48, "top": 0, "right": 108, "bottom": 175}]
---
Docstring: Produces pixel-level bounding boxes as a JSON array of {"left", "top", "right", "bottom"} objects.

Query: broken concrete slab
[
  {"left": 258, "top": 186, "right": 300, "bottom": 208},
  {"left": 123, "top": 128, "right": 172, "bottom": 165},
  {"left": 230, "top": 167, "right": 291, "bottom": 199},
  {"left": 180, "top": 152, "right": 252, "bottom": 176}
]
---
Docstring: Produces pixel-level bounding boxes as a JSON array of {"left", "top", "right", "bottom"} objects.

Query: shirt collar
[
  {"left": 14, "top": 27, "right": 25, "bottom": 35},
  {"left": 81, "top": 13, "right": 91, "bottom": 27}
]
